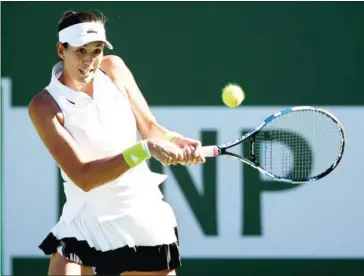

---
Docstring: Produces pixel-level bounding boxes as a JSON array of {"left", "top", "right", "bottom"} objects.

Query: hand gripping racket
[{"left": 201, "top": 106, "right": 345, "bottom": 184}]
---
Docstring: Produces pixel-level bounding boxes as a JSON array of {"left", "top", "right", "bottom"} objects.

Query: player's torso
[
  {"left": 66, "top": 76, "right": 136, "bottom": 160},
  {"left": 45, "top": 62, "right": 167, "bottom": 223},
  {"left": 48, "top": 63, "right": 137, "bottom": 161}
]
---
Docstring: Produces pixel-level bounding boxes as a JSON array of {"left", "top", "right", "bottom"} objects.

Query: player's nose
[{"left": 82, "top": 54, "right": 93, "bottom": 65}]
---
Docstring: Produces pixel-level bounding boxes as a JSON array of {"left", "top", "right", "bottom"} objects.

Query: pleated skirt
[{"left": 39, "top": 198, "right": 182, "bottom": 275}]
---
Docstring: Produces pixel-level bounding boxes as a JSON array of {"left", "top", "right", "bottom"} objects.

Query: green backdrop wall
[{"left": 3, "top": 1, "right": 364, "bottom": 107}]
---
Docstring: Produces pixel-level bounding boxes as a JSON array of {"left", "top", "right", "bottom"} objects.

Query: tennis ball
[{"left": 222, "top": 83, "right": 245, "bottom": 108}]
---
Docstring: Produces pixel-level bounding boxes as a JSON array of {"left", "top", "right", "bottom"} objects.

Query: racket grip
[{"left": 200, "top": 146, "right": 219, "bottom": 157}]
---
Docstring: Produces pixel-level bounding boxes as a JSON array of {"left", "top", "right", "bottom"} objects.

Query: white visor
[{"left": 59, "top": 22, "right": 113, "bottom": 49}]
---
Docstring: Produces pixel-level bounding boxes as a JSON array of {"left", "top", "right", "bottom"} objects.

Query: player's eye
[
  {"left": 77, "top": 48, "right": 86, "bottom": 54},
  {"left": 94, "top": 48, "right": 102, "bottom": 55}
]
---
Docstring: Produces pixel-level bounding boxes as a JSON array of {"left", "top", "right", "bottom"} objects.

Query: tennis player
[{"left": 28, "top": 10, "right": 205, "bottom": 275}]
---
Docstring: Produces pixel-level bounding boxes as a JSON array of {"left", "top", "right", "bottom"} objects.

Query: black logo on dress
[{"left": 66, "top": 99, "right": 75, "bottom": 105}]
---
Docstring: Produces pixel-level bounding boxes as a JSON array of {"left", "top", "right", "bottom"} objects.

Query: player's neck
[{"left": 59, "top": 72, "right": 94, "bottom": 97}]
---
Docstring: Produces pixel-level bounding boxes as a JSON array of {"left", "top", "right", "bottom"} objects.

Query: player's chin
[{"left": 77, "top": 74, "right": 94, "bottom": 84}]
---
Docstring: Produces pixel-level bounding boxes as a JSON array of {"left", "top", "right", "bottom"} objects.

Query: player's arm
[
  {"left": 101, "top": 55, "right": 179, "bottom": 141},
  {"left": 101, "top": 55, "right": 206, "bottom": 164},
  {"left": 28, "top": 91, "right": 177, "bottom": 192}
]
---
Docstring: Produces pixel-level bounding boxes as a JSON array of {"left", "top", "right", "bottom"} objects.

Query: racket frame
[{"left": 212, "top": 106, "right": 345, "bottom": 184}]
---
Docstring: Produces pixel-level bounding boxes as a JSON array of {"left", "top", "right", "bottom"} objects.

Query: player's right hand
[{"left": 146, "top": 138, "right": 185, "bottom": 166}]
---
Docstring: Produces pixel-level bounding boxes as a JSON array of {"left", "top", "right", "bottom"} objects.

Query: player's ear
[{"left": 56, "top": 42, "right": 66, "bottom": 60}]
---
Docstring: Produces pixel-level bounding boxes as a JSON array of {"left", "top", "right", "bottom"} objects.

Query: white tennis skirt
[{"left": 39, "top": 198, "right": 182, "bottom": 274}]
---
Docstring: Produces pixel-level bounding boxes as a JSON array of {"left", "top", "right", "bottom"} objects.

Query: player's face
[{"left": 61, "top": 42, "right": 105, "bottom": 84}]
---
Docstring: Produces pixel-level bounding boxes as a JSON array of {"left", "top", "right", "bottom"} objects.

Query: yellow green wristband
[
  {"left": 164, "top": 131, "right": 182, "bottom": 142},
  {"left": 123, "top": 140, "right": 151, "bottom": 168}
]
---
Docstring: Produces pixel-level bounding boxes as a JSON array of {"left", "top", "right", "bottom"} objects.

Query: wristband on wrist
[
  {"left": 123, "top": 140, "right": 151, "bottom": 168},
  {"left": 164, "top": 131, "right": 182, "bottom": 142}
]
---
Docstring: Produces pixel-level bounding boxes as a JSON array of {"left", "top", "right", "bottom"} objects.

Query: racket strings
[{"left": 254, "top": 110, "right": 343, "bottom": 181}]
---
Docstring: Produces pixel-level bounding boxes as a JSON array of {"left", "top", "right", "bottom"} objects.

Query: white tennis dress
[{"left": 45, "top": 61, "right": 178, "bottom": 252}]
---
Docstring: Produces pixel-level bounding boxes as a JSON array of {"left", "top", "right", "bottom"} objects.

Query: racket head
[
  {"left": 203, "top": 106, "right": 345, "bottom": 184},
  {"left": 250, "top": 106, "right": 345, "bottom": 183}
]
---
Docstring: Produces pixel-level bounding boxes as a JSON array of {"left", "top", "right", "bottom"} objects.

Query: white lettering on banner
[{"left": 2, "top": 77, "right": 364, "bottom": 274}]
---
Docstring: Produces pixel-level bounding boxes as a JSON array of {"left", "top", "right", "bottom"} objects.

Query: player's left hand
[{"left": 173, "top": 137, "right": 206, "bottom": 165}]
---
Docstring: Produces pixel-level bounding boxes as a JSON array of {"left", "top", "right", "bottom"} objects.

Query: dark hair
[{"left": 58, "top": 10, "right": 107, "bottom": 48}]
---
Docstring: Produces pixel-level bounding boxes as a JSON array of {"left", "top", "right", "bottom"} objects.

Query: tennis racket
[{"left": 200, "top": 106, "right": 345, "bottom": 184}]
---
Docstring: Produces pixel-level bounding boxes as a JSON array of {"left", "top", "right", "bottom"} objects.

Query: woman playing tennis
[{"left": 28, "top": 10, "right": 205, "bottom": 276}]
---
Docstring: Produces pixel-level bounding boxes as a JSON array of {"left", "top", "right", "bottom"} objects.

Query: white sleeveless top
[{"left": 45, "top": 62, "right": 177, "bottom": 249}]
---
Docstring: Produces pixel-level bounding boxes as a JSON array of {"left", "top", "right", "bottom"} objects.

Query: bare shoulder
[
  {"left": 29, "top": 89, "right": 56, "bottom": 116},
  {"left": 102, "top": 55, "right": 126, "bottom": 69},
  {"left": 28, "top": 89, "right": 63, "bottom": 126},
  {"left": 101, "top": 55, "right": 130, "bottom": 80}
]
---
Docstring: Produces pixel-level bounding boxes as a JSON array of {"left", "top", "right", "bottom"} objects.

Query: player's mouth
[{"left": 79, "top": 68, "right": 94, "bottom": 76}]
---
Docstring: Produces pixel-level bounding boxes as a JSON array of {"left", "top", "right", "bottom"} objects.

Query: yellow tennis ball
[{"left": 222, "top": 83, "right": 245, "bottom": 108}]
